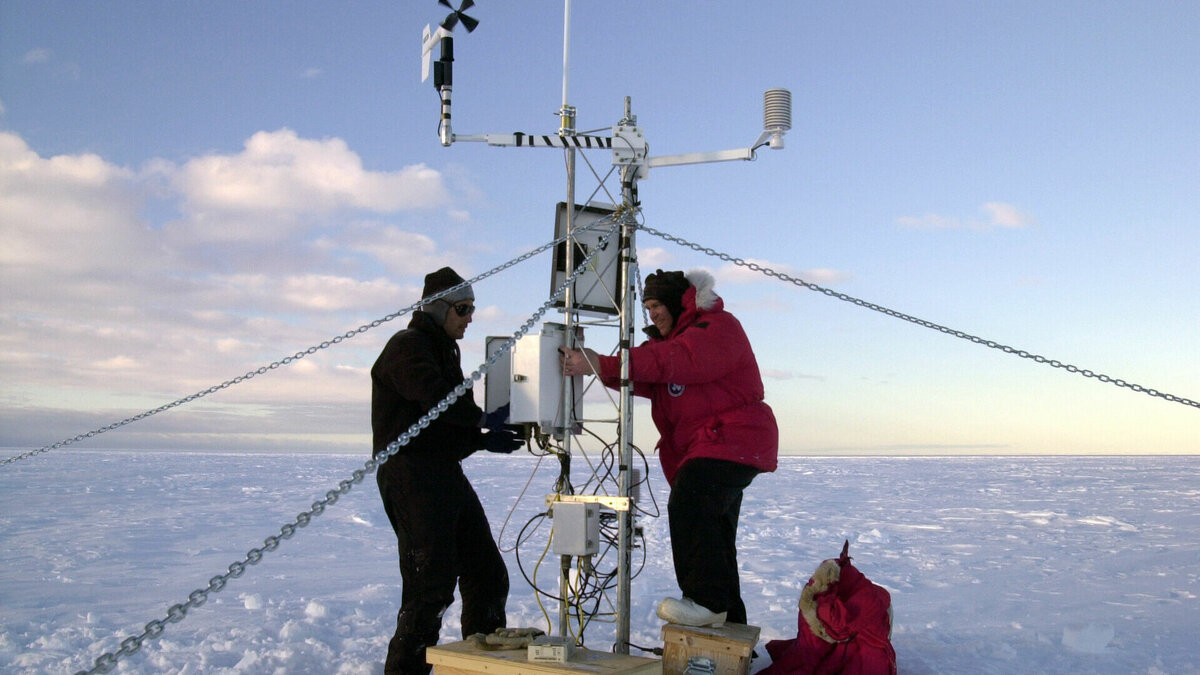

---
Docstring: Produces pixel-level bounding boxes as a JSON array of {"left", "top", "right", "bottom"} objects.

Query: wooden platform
[
  {"left": 427, "top": 638, "right": 662, "bottom": 675},
  {"left": 661, "top": 623, "right": 760, "bottom": 675}
]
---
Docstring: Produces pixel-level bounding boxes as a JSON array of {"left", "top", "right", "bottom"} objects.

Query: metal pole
[
  {"left": 614, "top": 199, "right": 636, "bottom": 655},
  {"left": 558, "top": 138, "right": 576, "bottom": 639},
  {"left": 614, "top": 118, "right": 639, "bottom": 652},
  {"left": 557, "top": 0, "right": 576, "bottom": 640}
]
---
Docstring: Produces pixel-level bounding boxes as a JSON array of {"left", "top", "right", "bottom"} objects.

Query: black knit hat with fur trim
[{"left": 642, "top": 269, "right": 689, "bottom": 321}]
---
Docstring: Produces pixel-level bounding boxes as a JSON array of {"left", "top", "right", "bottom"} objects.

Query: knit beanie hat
[
  {"left": 421, "top": 266, "right": 474, "bottom": 326},
  {"left": 642, "top": 269, "right": 690, "bottom": 321}
]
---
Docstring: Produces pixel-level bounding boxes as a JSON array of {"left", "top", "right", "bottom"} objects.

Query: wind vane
[{"left": 420, "top": 0, "right": 478, "bottom": 83}]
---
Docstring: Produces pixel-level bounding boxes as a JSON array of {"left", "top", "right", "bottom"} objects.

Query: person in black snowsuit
[{"left": 372, "top": 266, "right": 522, "bottom": 675}]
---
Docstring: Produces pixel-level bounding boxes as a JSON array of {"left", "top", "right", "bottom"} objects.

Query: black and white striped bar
[{"left": 450, "top": 132, "right": 613, "bottom": 149}]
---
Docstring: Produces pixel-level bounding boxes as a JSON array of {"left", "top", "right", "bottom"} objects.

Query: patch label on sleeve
[{"left": 668, "top": 383, "right": 685, "bottom": 397}]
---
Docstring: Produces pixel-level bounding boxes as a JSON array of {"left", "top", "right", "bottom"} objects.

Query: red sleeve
[
  {"left": 597, "top": 354, "right": 654, "bottom": 398},
  {"left": 623, "top": 314, "right": 748, "bottom": 385}
]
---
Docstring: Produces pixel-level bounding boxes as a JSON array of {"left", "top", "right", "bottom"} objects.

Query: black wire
[
  {"left": 628, "top": 642, "right": 664, "bottom": 656},
  {"left": 511, "top": 413, "right": 660, "bottom": 642},
  {"left": 513, "top": 512, "right": 572, "bottom": 603}
]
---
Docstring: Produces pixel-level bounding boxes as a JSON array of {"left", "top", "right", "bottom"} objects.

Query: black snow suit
[{"left": 372, "top": 311, "right": 508, "bottom": 675}]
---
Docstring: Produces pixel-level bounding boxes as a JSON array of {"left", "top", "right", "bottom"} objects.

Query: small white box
[
  {"left": 551, "top": 501, "right": 600, "bottom": 556},
  {"left": 528, "top": 635, "right": 575, "bottom": 663}
]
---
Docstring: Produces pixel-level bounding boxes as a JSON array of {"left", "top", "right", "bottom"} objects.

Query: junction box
[
  {"left": 486, "top": 323, "right": 582, "bottom": 437},
  {"left": 551, "top": 501, "right": 599, "bottom": 556}
]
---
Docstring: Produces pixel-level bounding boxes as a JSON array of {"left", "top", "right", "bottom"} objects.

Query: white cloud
[
  {"left": 636, "top": 247, "right": 673, "bottom": 269},
  {"left": 980, "top": 201, "right": 1033, "bottom": 228},
  {"left": 897, "top": 202, "right": 1033, "bottom": 231},
  {"left": 0, "top": 129, "right": 465, "bottom": 448},
  {"left": 896, "top": 212, "right": 962, "bottom": 230},
  {"left": 169, "top": 128, "right": 448, "bottom": 220},
  {"left": 22, "top": 48, "right": 52, "bottom": 64},
  {"left": 346, "top": 224, "right": 454, "bottom": 277},
  {"left": 215, "top": 338, "right": 248, "bottom": 354},
  {"left": 91, "top": 355, "right": 139, "bottom": 370},
  {"left": 715, "top": 259, "right": 851, "bottom": 286},
  {"left": 801, "top": 267, "right": 854, "bottom": 285},
  {"left": 277, "top": 274, "right": 404, "bottom": 311},
  {"left": 0, "top": 131, "right": 148, "bottom": 276},
  {"left": 302, "top": 67, "right": 323, "bottom": 79},
  {"left": 189, "top": 272, "right": 408, "bottom": 314}
]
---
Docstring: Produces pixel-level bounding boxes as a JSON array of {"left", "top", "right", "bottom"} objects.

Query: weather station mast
[{"left": 421, "top": 0, "right": 791, "bottom": 656}]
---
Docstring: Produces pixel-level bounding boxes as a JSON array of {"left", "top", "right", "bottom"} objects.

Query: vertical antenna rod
[{"left": 561, "top": 0, "right": 572, "bottom": 109}]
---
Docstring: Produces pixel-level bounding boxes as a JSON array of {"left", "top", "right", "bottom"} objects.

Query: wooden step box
[{"left": 660, "top": 623, "right": 760, "bottom": 675}]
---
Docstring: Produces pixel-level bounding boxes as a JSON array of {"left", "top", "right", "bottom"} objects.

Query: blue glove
[
  {"left": 483, "top": 404, "right": 510, "bottom": 432},
  {"left": 482, "top": 426, "right": 522, "bottom": 454}
]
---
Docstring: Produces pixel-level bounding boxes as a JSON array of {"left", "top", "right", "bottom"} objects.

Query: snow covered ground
[{"left": 1, "top": 451, "right": 1197, "bottom": 674}]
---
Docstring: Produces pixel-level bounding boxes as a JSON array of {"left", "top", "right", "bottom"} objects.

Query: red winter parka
[{"left": 595, "top": 270, "right": 778, "bottom": 485}]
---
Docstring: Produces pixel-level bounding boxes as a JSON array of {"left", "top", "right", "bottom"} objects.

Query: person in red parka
[
  {"left": 760, "top": 541, "right": 897, "bottom": 675},
  {"left": 560, "top": 269, "right": 778, "bottom": 628}
]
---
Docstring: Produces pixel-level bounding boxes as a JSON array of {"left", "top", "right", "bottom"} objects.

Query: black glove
[
  {"left": 483, "top": 403, "right": 510, "bottom": 432},
  {"left": 482, "top": 426, "right": 523, "bottom": 454}
]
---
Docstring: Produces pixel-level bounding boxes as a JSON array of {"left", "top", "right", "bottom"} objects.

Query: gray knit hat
[{"left": 422, "top": 266, "right": 474, "bottom": 326}]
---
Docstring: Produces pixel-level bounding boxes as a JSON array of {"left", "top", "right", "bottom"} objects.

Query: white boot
[{"left": 656, "top": 597, "right": 727, "bottom": 627}]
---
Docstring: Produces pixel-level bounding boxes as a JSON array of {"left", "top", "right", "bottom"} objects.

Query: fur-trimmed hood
[
  {"left": 800, "top": 559, "right": 843, "bottom": 644},
  {"left": 685, "top": 269, "right": 719, "bottom": 311}
]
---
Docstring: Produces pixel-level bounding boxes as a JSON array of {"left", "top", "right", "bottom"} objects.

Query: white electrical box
[
  {"left": 508, "top": 323, "right": 583, "bottom": 435},
  {"left": 483, "top": 336, "right": 512, "bottom": 415},
  {"left": 552, "top": 501, "right": 600, "bottom": 556},
  {"left": 528, "top": 635, "right": 575, "bottom": 663}
]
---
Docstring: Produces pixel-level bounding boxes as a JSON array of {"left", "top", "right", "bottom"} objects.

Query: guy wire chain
[
  {"left": 71, "top": 218, "right": 622, "bottom": 675},
  {"left": 640, "top": 224, "right": 1200, "bottom": 411},
  {"left": 3, "top": 234, "right": 576, "bottom": 468}
]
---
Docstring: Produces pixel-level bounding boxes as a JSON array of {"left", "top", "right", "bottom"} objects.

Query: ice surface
[{"left": 1, "top": 452, "right": 1198, "bottom": 674}]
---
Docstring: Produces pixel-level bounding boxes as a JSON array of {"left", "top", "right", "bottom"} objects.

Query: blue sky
[{"left": 2, "top": 1, "right": 1197, "bottom": 455}]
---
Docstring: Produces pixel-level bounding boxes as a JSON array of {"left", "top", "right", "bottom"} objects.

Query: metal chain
[
  {"left": 3, "top": 235, "right": 575, "bottom": 468},
  {"left": 72, "top": 219, "right": 621, "bottom": 675},
  {"left": 639, "top": 224, "right": 1200, "bottom": 411}
]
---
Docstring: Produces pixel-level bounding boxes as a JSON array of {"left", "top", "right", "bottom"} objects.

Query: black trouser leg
[
  {"left": 377, "top": 459, "right": 509, "bottom": 674},
  {"left": 455, "top": 480, "right": 509, "bottom": 637},
  {"left": 668, "top": 458, "right": 759, "bottom": 624},
  {"left": 385, "top": 599, "right": 444, "bottom": 675}
]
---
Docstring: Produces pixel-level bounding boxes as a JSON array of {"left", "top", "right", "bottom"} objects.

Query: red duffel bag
[{"left": 760, "top": 541, "right": 896, "bottom": 675}]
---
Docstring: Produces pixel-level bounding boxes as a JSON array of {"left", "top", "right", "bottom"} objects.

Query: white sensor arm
[
  {"left": 645, "top": 88, "right": 792, "bottom": 169},
  {"left": 647, "top": 147, "right": 756, "bottom": 168}
]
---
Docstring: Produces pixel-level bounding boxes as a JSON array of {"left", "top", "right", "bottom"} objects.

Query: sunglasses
[{"left": 451, "top": 302, "right": 476, "bottom": 317}]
